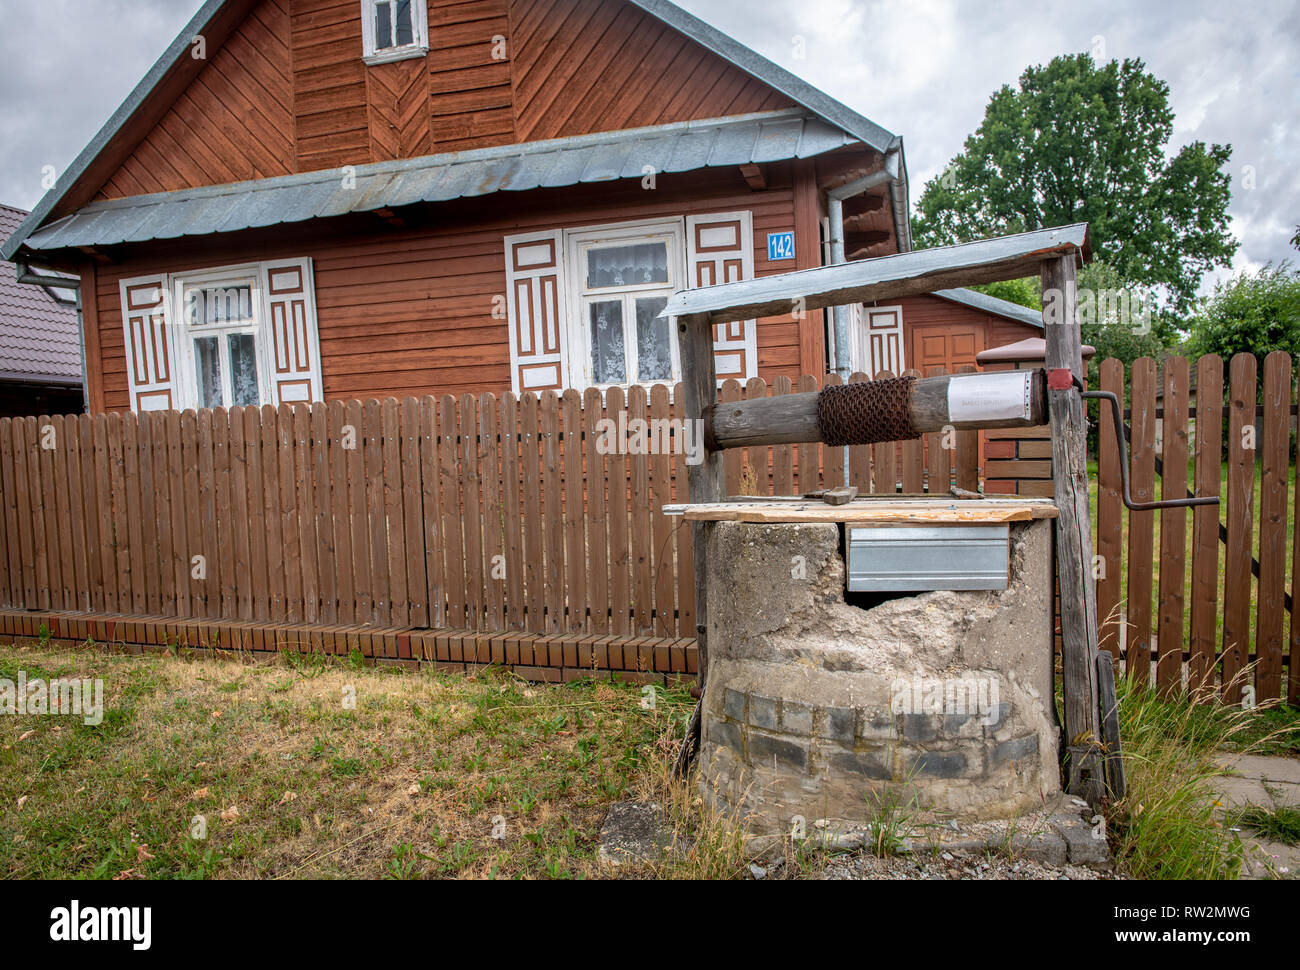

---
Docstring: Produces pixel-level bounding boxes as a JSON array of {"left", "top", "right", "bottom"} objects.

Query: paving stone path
[{"left": 1211, "top": 753, "right": 1300, "bottom": 879}]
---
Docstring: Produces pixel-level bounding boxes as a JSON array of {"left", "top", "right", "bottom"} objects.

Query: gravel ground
[{"left": 811, "top": 849, "right": 1112, "bottom": 880}]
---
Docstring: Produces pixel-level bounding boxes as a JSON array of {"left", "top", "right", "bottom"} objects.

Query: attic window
[{"left": 361, "top": 0, "right": 428, "bottom": 65}]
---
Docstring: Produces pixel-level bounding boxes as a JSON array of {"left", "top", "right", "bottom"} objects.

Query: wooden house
[{"left": 2, "top": 0, "right": 1039, "bottom": 414}]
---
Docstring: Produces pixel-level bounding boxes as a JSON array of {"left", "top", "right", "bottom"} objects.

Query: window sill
[{"left": 363, "top": 45, "right": 429, "bottom": 67}]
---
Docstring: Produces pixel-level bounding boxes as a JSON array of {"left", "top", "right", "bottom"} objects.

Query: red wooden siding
[
  {"left": 96, "top": 0, "right": 296, "bottom": 200},
  {"left": 85, "top": 166, "right": 817, "bottom": 412},
  {"left": 507, "top": 0, "right": 793, "bottom": 142},
  {"left": 896, "top": 294, "right": 1039, "bottom": 377},
  {"left": 93, "top": 0, "right": 801, "bottom": 201}
]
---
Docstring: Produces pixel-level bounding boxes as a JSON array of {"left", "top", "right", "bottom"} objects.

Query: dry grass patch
[{"left": 0, "top": 642, "right": 750, "bottom": 880}]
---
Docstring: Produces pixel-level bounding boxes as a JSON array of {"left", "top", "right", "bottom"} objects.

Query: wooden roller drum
[{"left": 701, "top": 368, "right": 1049, "bottom": 451}]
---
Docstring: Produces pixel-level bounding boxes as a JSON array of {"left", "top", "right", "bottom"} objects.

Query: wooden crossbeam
[{"left": 663, "top": 223, "right": 1089, "bottom": 324}]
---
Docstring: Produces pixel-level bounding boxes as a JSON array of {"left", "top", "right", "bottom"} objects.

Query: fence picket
[
  {"left": 229, "top": 408, "right": 252, "bottom": 622},
  {"left": 563, "top": 390, "right": 586, "bottom": 633},
  {"left": 295, "top": 404, "right": 320, "bottom": 627},
  {"left": 771, "top": 376, "right": 795, "bottom": 495},
  {"left": 1189, "top": 355, "right": 1224, "bottom": 695},
  {"left": 1126, "top": 358, "right": 1158, "bottom": 684},
  {"left": 479, "top": 394, "right": 502, "bottom": 632},
  {"left": 520, "top": 393, "right": 543, "bottom": 634},
  {"left": 584, "top": 387, "right": 609, "bottom": 635},
  {"left": 244, "top": 406, "right": 267, "bottom": 622},
  {"left": 498, "top": 394, "right": 522, "bottom": 631},
  {"left": 1097, "top": 358, "right": 1124, "bottom": 659},
  {"left": 1256, "top": 351, "right": 1290, "bottom": 701},
  {"left": 1222, "top": 353, "right": 1257, "bottom": 703},
  {"left": 900, "top": 370, "right": 924, "bottom": 494},
  {"left": 345, "top": 400, "right": 368, "bottom": 622},
  {"left": 325, "top": 401, "right": 350, "bottom": 626},
  {"left": 419, "top": 396, "right": 444, "bottom": 628},
  {"left": 796, "top": 374, "right": 819, "bottom": 494},
  {"left": 150, "top": 412, "right": 174, "bottom": 618},
  {"left": 36, "top": 416, "right": 57, "bottom": 611},
  {"left": 848, "top": 371, "right": 871, "bottom": 492},
  {"left": 213, "top": 408, "right": 235, "bottom": 620},
  {"left": 628, "top": 385, "right": 652, "bottom": 633},
  {"left": 651, "top": 383, "right": 675, "bottom": 636},
  {"left": 261, "top": 405, "right": 285, "bottom": 624},
  {"left": 606, "top": 386, "right": 630, "bottom": 637},
  {"left": 383, "top": 398, "right": 408, "bottom": 631},
  {"left": 49, "top": 416, "right": 75, "bottom": 612},
  {"left": 315, "top": 403, "right": 340, "bottom": 627},
  {"left": 1156, "top": 357, "right": 1190, "bottom": 695},
  {"left": 541, "top": 392, "right": 564, "bottom": 635}
]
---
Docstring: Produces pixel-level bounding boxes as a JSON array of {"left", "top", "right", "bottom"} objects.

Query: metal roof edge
[
  {"left": 1, "top": 0, "right": 232, "bottom": 262},
  {"left": 930, "top": 287, "right": 1045, "bottom": 329},
  {"left": 625, "top": 0, "right": 899, "bottom": 155},
  {"left": 25, "top": 108, "right": 837, "bottom": 229}
]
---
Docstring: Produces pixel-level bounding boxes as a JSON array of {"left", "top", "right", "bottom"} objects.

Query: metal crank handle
[{"left": 1075, "top": 384, "right": 1219, "bottom": 512}]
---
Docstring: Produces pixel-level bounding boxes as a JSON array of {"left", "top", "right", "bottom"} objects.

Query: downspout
[{"left": 16, "top": 258, "right": 88, "bottom": 414}]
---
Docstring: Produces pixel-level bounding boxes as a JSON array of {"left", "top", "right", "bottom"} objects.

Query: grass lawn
[
  {"left": 0, "top": 643, "right": 752, "bottom": 880},
  {"left": 3, "top": 640, "right": 1296, "bottom": 880}
]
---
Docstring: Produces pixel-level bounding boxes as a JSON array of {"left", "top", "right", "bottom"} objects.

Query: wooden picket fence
[
  {"left": 0, "top": 370, "right": 974, "bottom": 649},
  {"left": 1095, "top": 351, "right": 1299, "bottom": 704}
]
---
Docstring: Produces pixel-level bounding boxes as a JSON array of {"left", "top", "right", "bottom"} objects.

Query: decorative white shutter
[
  {"left": 686, "top": 211, "right": 757, "bottom": 382},
  {"left": 504, "top": 230, "right": 567, "bottom": 394},
  {"left": 260, "top": 257, "right": 323, "bottom": 404},
  {"left": 120, "top": 275, "right": 177, "bottom": 412},
  {"left": 864, "top": 305, "right": 905, "bottom": 377}
]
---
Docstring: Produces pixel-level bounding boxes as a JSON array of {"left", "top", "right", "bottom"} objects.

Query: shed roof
[
  {"left": 18, "top": 110, "right": 859, "bottom": 253},
  {"left": 930, "top": 287, "right": 1045, "bottom": 330},
  {"left": 0, "top": 205, "right": 81, "bottom": 385},
  {"left": 2, "top": 0, "right": 910, "bottom": 261}
]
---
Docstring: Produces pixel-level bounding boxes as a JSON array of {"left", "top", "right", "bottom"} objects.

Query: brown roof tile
[{"left": 0, "top": 204, "right": 80, "bottom": 383}]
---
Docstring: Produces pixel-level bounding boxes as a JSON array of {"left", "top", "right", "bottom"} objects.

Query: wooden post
[
  {"left": 674, "top": 311, "right": 723, "bottom": 773},
  {"left": 1042, "top": 255, "right": 1104, "bottom": 803}
]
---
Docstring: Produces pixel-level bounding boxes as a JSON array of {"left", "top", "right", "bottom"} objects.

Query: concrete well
[{"left": 699, "top": 516, "right": 1059, "bottom": 833}]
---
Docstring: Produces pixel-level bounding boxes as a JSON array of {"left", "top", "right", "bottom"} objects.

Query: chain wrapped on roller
[{"left": 816, "top": 376, "right": 920, "bottom": 447}]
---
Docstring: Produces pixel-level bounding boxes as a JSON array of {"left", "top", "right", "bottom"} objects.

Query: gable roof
[
  {"left": 0, "top": 206, "right": 82, "bottom": 385},
  {"left": 2, "top": 0, "right": 909, "bottom": 261}
]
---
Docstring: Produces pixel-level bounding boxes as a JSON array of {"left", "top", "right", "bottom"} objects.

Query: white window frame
[
  {"left": 171, "top": 263, "right": 276, "bottom": 411},
  {"left": 563, "top": 217, "right": 687, "bottom": 392},
  {"left": 361, "top": 0, "right": 429, "bottom": 66}
]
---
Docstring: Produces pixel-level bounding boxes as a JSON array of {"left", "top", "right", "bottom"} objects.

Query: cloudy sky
[{"left": 1, "top": 0, "right": 1296, "bottom": 293}]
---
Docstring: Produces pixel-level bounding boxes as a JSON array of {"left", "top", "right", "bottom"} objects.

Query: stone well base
[{"left": 699, "top": 518, "right": 1059, "bottom": 834}]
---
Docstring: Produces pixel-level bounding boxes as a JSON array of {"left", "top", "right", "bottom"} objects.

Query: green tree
[
  {"left": 1186, "top": 264, "right": 1300, "bottom": 363},
  {"left": 1292, "top": 225, "right": 1299, "bottom": 251},
  {"left": 913, "top": 54, "right": 1236, "bottom": 312},
  {"left": 970, "top": 262, "right": 1174, "bottom": 388}
]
